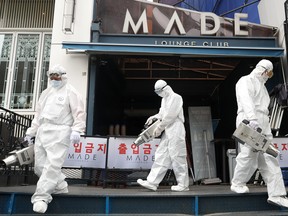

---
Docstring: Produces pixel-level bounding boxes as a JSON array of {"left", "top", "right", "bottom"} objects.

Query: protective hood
[
  {"left": 256, "top": 59, "right": 273, "bottom": 72},
  {"left": 48, "top": 64, "right": 68, "bottom": 88},
  {"left": 162, "top": 85, "right": 173, "bottom": 98},
  {"left": 251, "top": 59, "right": 273, "bottom": 83}
]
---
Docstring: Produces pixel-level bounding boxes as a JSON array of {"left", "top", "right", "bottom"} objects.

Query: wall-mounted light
[{"left": 63, "top": 0, "right": 75, "bottom": 33}]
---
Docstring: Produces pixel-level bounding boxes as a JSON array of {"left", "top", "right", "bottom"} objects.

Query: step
[{"left": 0, "top": 184, "right": 288, "bottom": 215}]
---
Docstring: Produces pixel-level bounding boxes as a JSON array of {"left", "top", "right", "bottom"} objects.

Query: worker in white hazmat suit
[
  {"left": 24, "top": 64, "right": 86, "bottom": 213},
  {"left": 231, "top": 59, "right": 288, "bottom": 208},
  {"left": 137, "top": 80, "right": 189, "bottom": 191}
]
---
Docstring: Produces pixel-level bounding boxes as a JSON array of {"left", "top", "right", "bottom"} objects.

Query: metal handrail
[{"left": 0, "top": 106, "right": 33, "bottom": 186}]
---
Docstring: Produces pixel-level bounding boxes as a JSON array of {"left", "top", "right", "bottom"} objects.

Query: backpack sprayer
[
  {"left": 133, "top": 118, "right": 161, "bottom": 146},
  {"left": 232, "top": 120, "right": 279, "bottom": 157},
  {"left": 1, "top": 137, "right": 35, "bottom": 167}
]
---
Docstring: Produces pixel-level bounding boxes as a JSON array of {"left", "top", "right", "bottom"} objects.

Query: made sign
[{"left": 97, "top": 0, "right": 274, "bottom": 37}]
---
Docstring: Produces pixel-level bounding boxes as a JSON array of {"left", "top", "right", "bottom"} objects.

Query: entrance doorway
[
  {"left": 90, "top": 55, "right": 282, "bottom": 183},
  {"left": 92, "top": 56, "right": 282, "bottom": 137}
]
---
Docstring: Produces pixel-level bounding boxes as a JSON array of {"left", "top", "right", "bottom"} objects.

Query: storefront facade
[
  {"left": 60, "top": 0, "right": 284, "bottom": 136},
  {"left": 58, "top": 0, "right": 288, "bottom": 181},
  {"left": 0, "top": 0, "right": 286, "bottom": 135},
  {"left": 0, "top": 0, "right": 287, "bottom": 183}
]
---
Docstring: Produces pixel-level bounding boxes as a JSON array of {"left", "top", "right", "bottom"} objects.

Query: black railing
[{"left": 0, "top": 107, "right": 37, "bottom": 186}]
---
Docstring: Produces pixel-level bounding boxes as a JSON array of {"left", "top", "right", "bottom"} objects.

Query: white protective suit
[
  {"left": 137, "top": 80, "right": 189, "bottom": 191},
  {"left": 231, "top": 59, "right": 288, "bottom": 206},
  {"left": 25, "top": 65, "right": 86, "bottom": 210}
]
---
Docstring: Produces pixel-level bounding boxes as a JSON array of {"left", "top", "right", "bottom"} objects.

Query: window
[{"left": 0, "top": 33, "right": 52, "bottom": 110}]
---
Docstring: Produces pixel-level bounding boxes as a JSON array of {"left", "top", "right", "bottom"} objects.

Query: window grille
[{"left": 0, "top": 0, "right": 55, "bottom": 28}]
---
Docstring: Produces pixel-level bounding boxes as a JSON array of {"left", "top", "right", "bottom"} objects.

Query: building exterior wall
[
  {"left": 258, "top": 0, "right": 285, "bottom": 28},
  {"left": 0, "top": 0, "right": 54, "bottom": 115},
  {"left": 53, "top": 0, "right": 287, "bottom": 105},
  {"left": 1, "top": 0, "right": 285, "bottom": 115},
  {"left": 258, "top": 0, "right": 287, "bottom": 82},
  {"left": 49, "top": 0, "right": 94, "bottom": 106}
]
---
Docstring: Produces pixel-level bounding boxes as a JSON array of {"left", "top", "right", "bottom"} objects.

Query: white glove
[
  {"left": 249, "top": 120, "right": 260, "bottom": 130},
  {"left": 24, "top": 135, "right": 34, "bottom": 146},
  {"left": 70, "top": 131, "right": 81, "bottom": 144},
  {"left": 145, "top": 116, "right": 157, "bottom": 125},
  {"left": 153, "top": 127, "right": 163, "bottom": 137}
]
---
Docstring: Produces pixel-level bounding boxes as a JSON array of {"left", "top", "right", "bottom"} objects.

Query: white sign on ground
[
  {"left": 63, "top": 136, "right": 108, "bottom": 168},
  {"left": 273, "top": 137, "right": 288, "bottom": 168},
  {"left": 63, "top": 136, "right": 160, "bottom": 169},
  {"left": 107, "top": 137, "right": 160, "bottom": 169}
]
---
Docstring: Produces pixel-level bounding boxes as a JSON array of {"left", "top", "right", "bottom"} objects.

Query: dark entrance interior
[
  {"left": 93, "top": 56, "right": 282, "bottom": 136},
  {"left": 91, "top": 55, "right": 283, "bottom": 182}
]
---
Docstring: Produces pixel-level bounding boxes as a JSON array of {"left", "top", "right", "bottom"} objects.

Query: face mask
[
  {"left": 258, "top": 73, "right": 269, "bottom": 83},
  {"left": 50, "top": 80, "right": 63, "bottom": 88},
  {"left": 157, "top": 91, "right": 165, "bottom": 97}
]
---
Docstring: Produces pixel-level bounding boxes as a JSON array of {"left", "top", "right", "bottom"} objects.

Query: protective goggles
[
  {"left": 258, "top": 65, "right": 273, "bottom": 78},
  {"left": 154, "top": 84, "right": 167, "bottom": 94},
  {"left": 47, "top": 71, "right": 66, "bottom": 78},
  {"left": 265, "top": 70, "right": 273, "bottom": 78}
]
